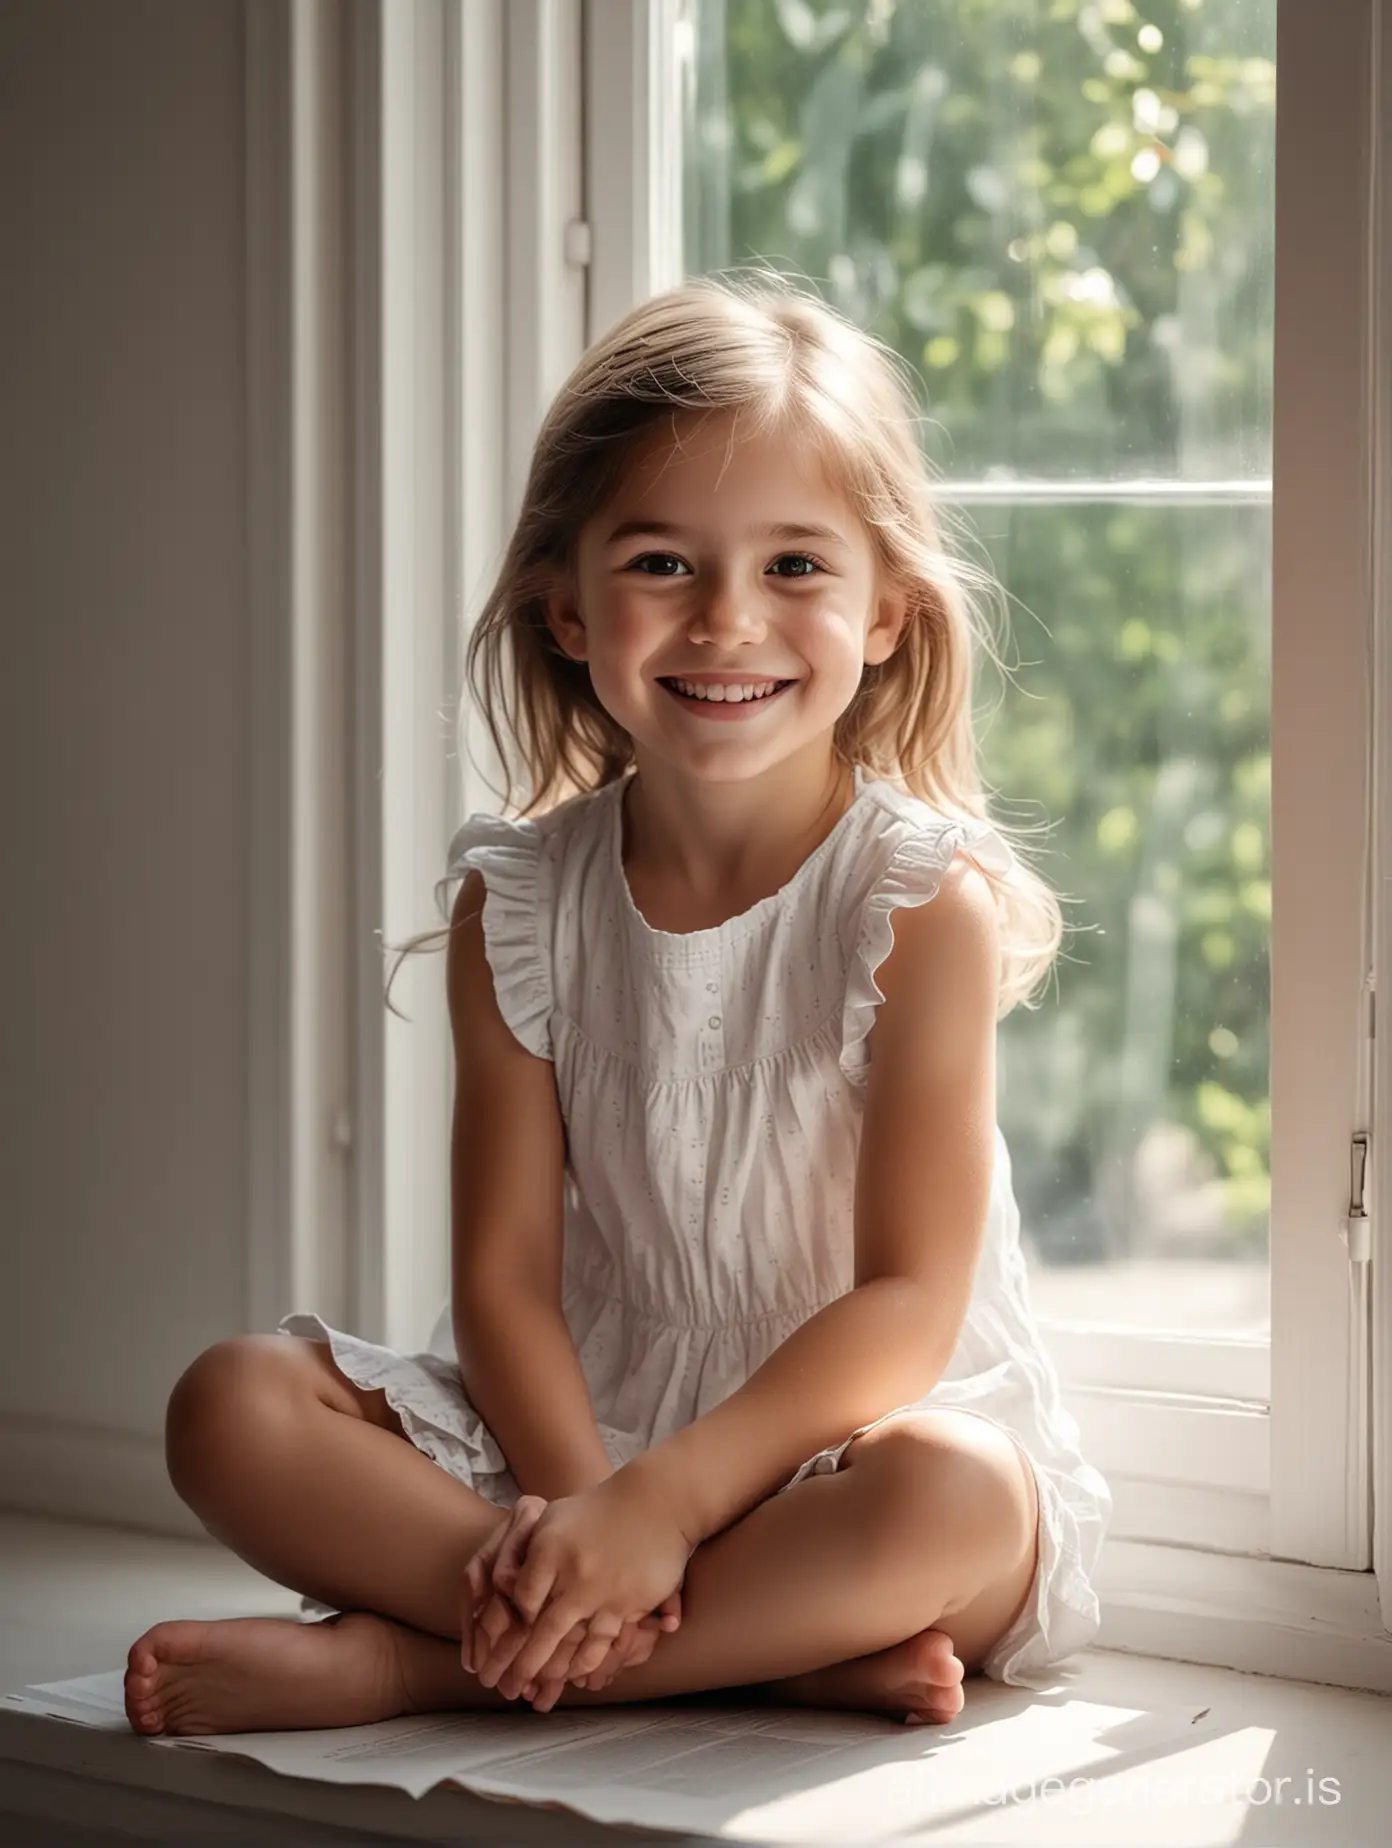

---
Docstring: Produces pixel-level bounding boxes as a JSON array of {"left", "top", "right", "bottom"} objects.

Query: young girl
[{"left": 124, "top": 274, "right": 1110, "bottom": 1741}]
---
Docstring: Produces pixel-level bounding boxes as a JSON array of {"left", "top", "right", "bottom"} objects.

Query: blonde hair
[{"left": 387, "top": 271, "right": 1065, "bottom": 1018}]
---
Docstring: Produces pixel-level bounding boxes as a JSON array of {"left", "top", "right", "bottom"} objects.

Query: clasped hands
[{"left": 461, "top": 1470, "right": 693, "bottom": 1714}]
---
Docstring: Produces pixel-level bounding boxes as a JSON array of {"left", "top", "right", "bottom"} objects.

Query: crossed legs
[{"left": 125, "top": 1334, "right": 1039, "bottom": 1733}]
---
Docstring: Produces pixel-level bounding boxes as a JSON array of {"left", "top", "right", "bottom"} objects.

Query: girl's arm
[
  {"left": 455, "top": 1283, "right": 613, "bottom": 1499},
  {"left": 448, "top": 872, "right": 609, "bottom": 1502},
  {"left": 626, "top": 858, "right": 1001, "bottom": 1547},
  {"left": 626, "top": 1279, "right": 967, "bottom": 1544}
]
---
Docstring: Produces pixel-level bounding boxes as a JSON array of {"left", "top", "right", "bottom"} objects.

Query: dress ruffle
[
  {"left": 278, "top": 1312, "right": 511, "bottom": 1481},
  {"left": 840, "top": 816, "right": 1014, "bottom": 1089},
  {"left": 437, "top": 812, "right": 553, "bottom": 1060}
]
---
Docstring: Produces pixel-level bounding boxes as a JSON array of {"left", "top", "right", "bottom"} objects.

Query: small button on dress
[{"left": 279, "top": 764, "right": 1112, "bottom": 1687}]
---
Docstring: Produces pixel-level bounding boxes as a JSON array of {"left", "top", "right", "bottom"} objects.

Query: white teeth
[{"left": 668, "top": 678, "right": 786, "bottom": 703}]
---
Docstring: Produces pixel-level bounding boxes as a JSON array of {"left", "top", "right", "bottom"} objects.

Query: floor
[{"left": 0, "top": 1510, "right": 1389, "bottom": 1845}]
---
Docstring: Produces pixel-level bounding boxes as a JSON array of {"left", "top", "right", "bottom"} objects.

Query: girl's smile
[{"left": 657, "top": 675, "right": 798, "bottom": 719}]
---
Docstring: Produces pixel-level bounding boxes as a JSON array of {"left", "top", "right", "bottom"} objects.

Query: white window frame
[
  {"left": 345, "top": 0, "right": 587, "bottom": 1356},
  {"left": 247, "top": 0, "right": 583, "bottom": 1357},
  {"left": 246, "top": 0, "right": 357, "bottom": 1339},
  {"left": 252, "top": 0, "right": 1391, "bottom": 1689}
]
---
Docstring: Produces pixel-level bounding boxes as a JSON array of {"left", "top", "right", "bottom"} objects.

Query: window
[
  {"left": 322, "top": 0, "right": 1387, "bottom": 1677},
  {"left": 580, "top": 0, "right": 1385, "bottom": 1621}
]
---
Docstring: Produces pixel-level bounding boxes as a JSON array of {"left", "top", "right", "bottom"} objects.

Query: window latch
[{"left": 1342, "top": 1132, "right": 1371, "bottom": 1264}]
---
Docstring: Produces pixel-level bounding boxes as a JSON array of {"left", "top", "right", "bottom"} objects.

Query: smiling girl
[{"left": 124, "top": 274, "right": 1110, "bottom": 1740}]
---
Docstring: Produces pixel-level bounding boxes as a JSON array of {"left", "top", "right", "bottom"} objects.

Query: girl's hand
[
  {"left": 461, "top": 1495, "right": 685, "bottom": 1708},
  {"left": 475, "top": 1474, "right": 692, "bottom": 1697},
  {"left": 464, "top": 1504, "right": 601, "bottom": 1700}
]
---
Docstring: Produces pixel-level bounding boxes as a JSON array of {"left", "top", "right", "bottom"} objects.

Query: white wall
[{"left": 1, "top": 0, "right": 250, "bottom": 1534}]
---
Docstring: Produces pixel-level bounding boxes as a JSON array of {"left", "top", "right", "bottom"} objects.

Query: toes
[
  {"left": 126, "top": 1690, "right": 164, "bottom": 1734},
  {"left": 127, "top": 1639, "right": 158, "bottom": 1678},
  {"left": 125, "top": 1627, "right": 184, "bottom": 1735},
  {"left": 145, "top": 1620, "right": 207, "bottom": 1665},
  {"left": 901, "top": 1632, "right": 968, "bottom": 1726},
  {"left": 124, "top": 1667, "right": 161, "bottom": 1734},
  {"left": 905, "top": 1683, "right": 965, "bottom": 1727},
  {"left": 918, "top": 1630, "right": 966, "bottom": 1684},
  {"left": 129, "top": 1620, "right": 199, "bottom": 1674},
  {"left": 127, "top": 1622, "right": 208, "bottom": 1735}
]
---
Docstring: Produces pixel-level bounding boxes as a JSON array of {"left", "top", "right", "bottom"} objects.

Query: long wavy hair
[{"left": 386, "top": 271, "right": 1066, "bottom": 1018}]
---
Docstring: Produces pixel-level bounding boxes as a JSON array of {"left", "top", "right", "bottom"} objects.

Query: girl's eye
[
  {"left": 628, "top": 553, "right": 688, "bottom": 578},
  {"left": 626, "top": 552, "right": 825, "bottom": 579}
]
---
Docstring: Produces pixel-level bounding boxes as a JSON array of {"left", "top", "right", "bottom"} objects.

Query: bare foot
[
  {"left": 767, "top": 1626, "right": 967, "bottom": 1726},
  {"left": 124, "top": 1612, "right": 421, "bottom": 1737}
]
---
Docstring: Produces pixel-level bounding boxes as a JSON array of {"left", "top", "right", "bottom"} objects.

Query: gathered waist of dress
[{"left": 564, "top": 1251, "right": 841, "bottom": 1334}]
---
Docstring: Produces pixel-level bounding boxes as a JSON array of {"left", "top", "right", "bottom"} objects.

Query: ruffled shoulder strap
[
  {"left": 840, "top": 809, "right": 1013, "bottom": 1090},
  {"left": 435, "top": 812, "right": 554, "bottom": 1060}
]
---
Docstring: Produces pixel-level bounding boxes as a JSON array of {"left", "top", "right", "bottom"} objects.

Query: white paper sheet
[{"left": 2, "top": 1671, "right": 1214, "bottom": 1843}]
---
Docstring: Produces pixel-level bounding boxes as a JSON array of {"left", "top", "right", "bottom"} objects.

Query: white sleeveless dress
[{"left": 280, "top": 764, "right": 1111, "bottom": 1686}]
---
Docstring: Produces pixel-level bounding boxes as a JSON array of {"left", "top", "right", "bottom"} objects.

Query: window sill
[{"left": 1097, "top": 1537, "right": 1392, "bottom": 1695}]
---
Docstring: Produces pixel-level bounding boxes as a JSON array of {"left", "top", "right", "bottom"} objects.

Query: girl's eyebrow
[{"left": 604, "top": 518, "right": 850, "bottom": 549}]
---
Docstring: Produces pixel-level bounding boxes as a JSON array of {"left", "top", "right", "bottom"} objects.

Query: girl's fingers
[
  {"left": 460, "top": 1506, "right": 527, "bottom": 1669},
  {"left": 565, "top": 1614, "right": 629, "bottom": 1683},
  {"left": 459, "top": 1591, "right": 477, "bottom": 1672},
  {"left": 490, "top": 1502, "right": 543, "bottom": 1598},
  {"left": 463, "top": 1555, "right": 488, "bottom": 1610},
  {"left": 460, "top": 1546, "right": 501, "bottom": 1669},
  {"left": 508, "top": 1552, "right": 558, "bottom": 1628},
  {"left": 580, "top": 1621, "right": 644, "bottom": 1687},
  {"left": 569, "top": 1638, "right": 625, "bottom": 1693},
  {"left": 613, "top": 1619, "right": 648, "bottom": 1667},
  {"left": 478, "top": 1591, "right": 517, "bottom": 1658},
  {"left": 501, "top": 1623, "right": 586, "bottom": 1702},
  {"left": 531, "top": 1674, "right": 569, "bottom": 1714},
  {"left": 623, "top": 1625, "right": 658, "bottom": 1672},
  {"left": 589, "top": 1641, "right": 634, "bottom": 1690},
  {"left": 566, "top": 1625, "right": 613, "bottom": 1682},
  {"left": 544, "top": 1626, "right": 590, "bottom": 1690},
  {"left": 472, "top": 1512, "right": 515, "bottom": 1582},
  {"left": 494, "top": 1596, "right": 589, "bottom": 1692},
  {"left": 657, "top": 1588, "right": 682, "bottom": 1631},
  {"left": 462, "top": 1567, "right": 504, "bottom": 1665},
  {"left": 580, "top": 1612, "right": 659, "bottom": 1690}
]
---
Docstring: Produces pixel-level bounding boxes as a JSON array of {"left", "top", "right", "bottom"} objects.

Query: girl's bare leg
[
  {"left": 127, "top": 1336, "right": 1037, "bottom": 1736},
  {"left": 152, "top": 1335, "right": 508, "bottom": 1634}
]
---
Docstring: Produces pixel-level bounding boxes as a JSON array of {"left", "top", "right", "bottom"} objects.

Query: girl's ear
[
  {"left": 541, "top": 574, "right": 588, "bottom": 664},
  {"left": 865, "top": 581, "right": 911, "bottom": 667}
]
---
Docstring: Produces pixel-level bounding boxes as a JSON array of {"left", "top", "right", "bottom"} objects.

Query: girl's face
[{"left": 545, "top": 413, "right": 906, "bottom": 784}]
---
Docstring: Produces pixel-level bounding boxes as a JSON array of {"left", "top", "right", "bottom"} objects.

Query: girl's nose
[{"left": 688, "top": 583, "right": 766, "bottom": 644}]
